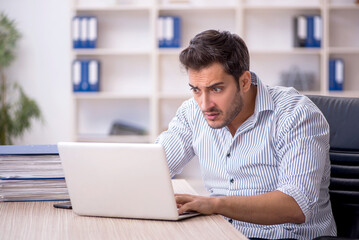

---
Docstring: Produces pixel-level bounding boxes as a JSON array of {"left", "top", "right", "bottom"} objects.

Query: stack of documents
[{"left": 0, "top": 145, "right": 69, "bottom": 202}]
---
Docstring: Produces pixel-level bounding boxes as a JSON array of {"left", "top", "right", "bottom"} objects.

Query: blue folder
[{"left": 0, "top": 144, "right": 58, "bottom": 155}]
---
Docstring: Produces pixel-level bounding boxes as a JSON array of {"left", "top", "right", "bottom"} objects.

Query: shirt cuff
[{"left": 277, "top": 184, "right": 313, "bottom": 222}]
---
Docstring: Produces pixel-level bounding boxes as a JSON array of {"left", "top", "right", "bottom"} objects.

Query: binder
[
  {"left": 158, "top": 16, "right": 181, "bottom": 48},
  {"left": 81, "top": 60, "right": 89, "bottom": 91},
  {"left": 72, "top": 59, "right": 100, "bottom": 92},
  {"left": 72, "top": 17, "right": 81, "bottom": 48},
  {"left": 293, "top": 15, "right": 307, "bottom": 47},
  {"left": 80, "top": 17, "right": 88, "bottom": 48},
  {"left": 306, "top": 15, "right": 321, "bottom": 48},
  {"left": 158, "top": 16, "right": 165, "bottom": 48},
  {"left": 313, "top": 15, "right": 322, "bottom": 48},
  {"left": 88, "top": 60, "right": 100, "bottom": 91},
  {"left": 172, "top": 16, "right": 181, "bottom": 48},
  {"left": 329, "top": 58, "right": 344, "bottom": 91},
  {"left": 72, "top": 60, "right": 82, "bottom": 91},
  {"left": 164, "top": 16, "right": 174, "bottom": 47},
  {"left": 293, "top": 15, "right": 321, "bottom": 48},
  {"left": 72, "top": 16, "right": 98, "bottom": 49},
  {"left": 87, "top": 17, "right": 98, "bottom": 48}
]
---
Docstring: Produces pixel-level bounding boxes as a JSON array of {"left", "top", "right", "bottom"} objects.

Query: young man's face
[{"left": 188, "top": 63, "right": 244, "bottom": 129}]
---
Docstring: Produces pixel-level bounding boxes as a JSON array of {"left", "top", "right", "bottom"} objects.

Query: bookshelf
[{"left": 71, "top": 0, "right": 359, "bottom": 143}]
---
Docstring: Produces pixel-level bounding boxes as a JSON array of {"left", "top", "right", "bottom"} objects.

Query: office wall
[{"left": 1, "top": 0, "right": 73, "bottom": 145}]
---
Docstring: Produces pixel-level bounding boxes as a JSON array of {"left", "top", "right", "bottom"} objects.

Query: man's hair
[{"left": 179, "top": 30, "right": 250, "bottom": 86}]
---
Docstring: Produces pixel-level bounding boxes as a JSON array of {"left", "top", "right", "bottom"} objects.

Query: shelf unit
[{"left": 71, "top": 0, "right": 359, "bottom": 143}]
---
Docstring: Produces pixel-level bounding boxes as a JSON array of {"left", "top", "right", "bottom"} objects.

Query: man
[{"left": 155, "top": 30, "right": 336, "bottom": 239}]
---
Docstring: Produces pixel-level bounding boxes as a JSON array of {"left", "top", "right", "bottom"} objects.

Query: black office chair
[{"left": 307, "top": 95, "right": 359, "bottom": 240}]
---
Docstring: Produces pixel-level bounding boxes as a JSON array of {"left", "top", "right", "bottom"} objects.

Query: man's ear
[{"left": 239, "top": 71, "right": 251, "bottom": 92}]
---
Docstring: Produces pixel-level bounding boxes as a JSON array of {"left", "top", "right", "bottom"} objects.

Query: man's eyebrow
[
  {"left": 188, "top": 82, "right": 225, "bottom": 89},
  {"left": 189, "top": 84, "right": 198, "bottom": 89}
]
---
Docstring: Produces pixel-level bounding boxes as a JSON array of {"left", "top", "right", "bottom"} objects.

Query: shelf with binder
[
  {"left": 70, "top": 0, "right": 359, "bottom": 143},
  {"left": 73, "top": 54, "right": 151, "bottom": 95},
  {"left": 243, "top": 9, "right": 322, "bottom": 51},
  {"left": 73, "top": 11, "right": 152, "bottom": 51},
  {"left": 159, "top": 8, "right": 238, "bottom": 47},
  {"left": 328, "top": 54, "right": 359, "bottom": 92}
]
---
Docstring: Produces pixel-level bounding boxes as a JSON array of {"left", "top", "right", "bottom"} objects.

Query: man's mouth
[{"left": 204, "top": 112, "right": 220, "bottom": 121}]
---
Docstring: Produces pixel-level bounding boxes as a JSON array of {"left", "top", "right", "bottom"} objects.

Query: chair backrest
[{"left": 307, "top": 95, "right": 359, "bottom": 239}]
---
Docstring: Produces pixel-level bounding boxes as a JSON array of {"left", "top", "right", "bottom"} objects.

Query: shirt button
[
  {"left": 230, "top": 178, "right": 234, "bottom": 183},
  {"left": 228, "top": 219, "right": 233, "bottom": 224},
  {"left": 227, "top": 153, "right": 231, "bottom": 158}
]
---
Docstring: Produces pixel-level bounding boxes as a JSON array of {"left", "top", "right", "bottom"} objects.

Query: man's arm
[{"left": 176, "top": 190, "right": 305, "bottom": 225}]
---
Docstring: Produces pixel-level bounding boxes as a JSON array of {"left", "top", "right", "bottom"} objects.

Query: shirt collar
[{"left": 251, "top": 72, "right": 275, "bottom": 115}]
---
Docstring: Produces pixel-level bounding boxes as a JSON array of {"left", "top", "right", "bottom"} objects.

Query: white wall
[{"left": 1, "top": 0, "right": 73, "bottom": 145}]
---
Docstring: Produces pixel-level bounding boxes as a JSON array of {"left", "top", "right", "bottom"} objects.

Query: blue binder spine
[
  {"left": 80, "top": 17, "right": 88, "bottom": 48},
  {"left": 87, "top": 17, "right": 97, "bottom": 48},
  {"left": 329, "top": 58, "right": 344, "bottom": 91},
  {"left": 72, "top": 16, "right": 81, "bottom": 49},
  {"left": 81, "top": 60, "right": 89, "bottom": 91},
  {"left": 164, "top": 16, "right": 173, "bottom": 48},
  {"left": 172, "top": 16, "right": 181, "bottom": 48},
  {"left": 88, "top": 60, "right": 100, "bottom": 92},
  {"left": 72, "top": 60, "right": 82, "bottom": 92},
  {"left": 313, "top": 15, "right": 322, "bottom": 48},
  {"left": 158, "top": 16, "right": 165, "bottom": 48},
  {"left": 306, "top": 15, "right": 314, "bottom": 47}
]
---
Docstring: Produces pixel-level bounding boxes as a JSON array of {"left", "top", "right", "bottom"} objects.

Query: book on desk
[{"left": 0, "top": 145, "right": 69, "bottom": 202}]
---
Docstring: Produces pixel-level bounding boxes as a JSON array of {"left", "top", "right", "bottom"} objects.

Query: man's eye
[
  {"left": 212, "top": 87, "right": 222, "bottom": 93},
  {"left": 191, "top": 88, "right": 199, "bottom": 94}
]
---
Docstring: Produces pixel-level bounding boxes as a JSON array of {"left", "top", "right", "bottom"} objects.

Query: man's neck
[{"left": 228, "top": 85, "right": 257, "bottom": 136}]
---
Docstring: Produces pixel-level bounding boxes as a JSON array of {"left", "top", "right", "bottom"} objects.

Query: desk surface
[{"left": 0, "top": 180, "right": 248, "bottom": 240}]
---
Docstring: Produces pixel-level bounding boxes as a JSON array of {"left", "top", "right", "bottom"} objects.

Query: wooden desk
[{"left": 0, "top": 180, "right": 248, "bottom": 240}]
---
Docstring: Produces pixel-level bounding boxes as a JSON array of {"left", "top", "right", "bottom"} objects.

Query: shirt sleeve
[
  {"left": 275, "top": 99, "right": 330, "bottom": 223},
  {"left": 155, "top": 99, "right": 196, "bottom": 177}
]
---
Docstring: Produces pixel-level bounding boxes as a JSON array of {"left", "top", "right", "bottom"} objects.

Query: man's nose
[{"left": 200, "top": 93, "right": 213, "bottom": 111}]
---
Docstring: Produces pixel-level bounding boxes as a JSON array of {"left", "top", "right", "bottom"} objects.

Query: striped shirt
[{"left": 155, "top": 73, "right": 336, "bottom": 239}]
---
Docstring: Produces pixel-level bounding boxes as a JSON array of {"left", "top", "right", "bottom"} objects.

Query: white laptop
[{"left": 57, "top": 142, "right": 200, "bottom": 220}]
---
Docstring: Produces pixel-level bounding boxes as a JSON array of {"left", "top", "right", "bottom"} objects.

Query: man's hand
[{"left": 175, "top": 194, "right": 219, "bottom": 215}]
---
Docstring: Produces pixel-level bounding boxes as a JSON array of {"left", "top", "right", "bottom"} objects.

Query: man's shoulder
[
  {"left": 267, "top": 86, "right": 323, "bottom": 120},
  {"left": 268, "top": 86, "right": 315, "bottom": 110}
]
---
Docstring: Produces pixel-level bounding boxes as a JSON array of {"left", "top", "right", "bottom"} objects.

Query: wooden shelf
[
  {"left": 74, "top": 92, "right": 151, "bottom": 100},
  {"left": 159, "top": 5, "right": 237, "bottom": 11},
  {"left": 74, "top": 5, "right": 151, "bottom": 12},
  {"left": 329, "top": 47, "right": 359, "bottom": 54},
  {"left": 250, "top": 48, "right": 322, "bottom": 55},
  {"left": 74, "top": 49, "right": 152, "bottom": 56}
]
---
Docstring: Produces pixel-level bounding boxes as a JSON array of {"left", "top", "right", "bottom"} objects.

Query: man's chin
[{"left": 206, "top": 120, "right": 226, "bottom": 129}]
